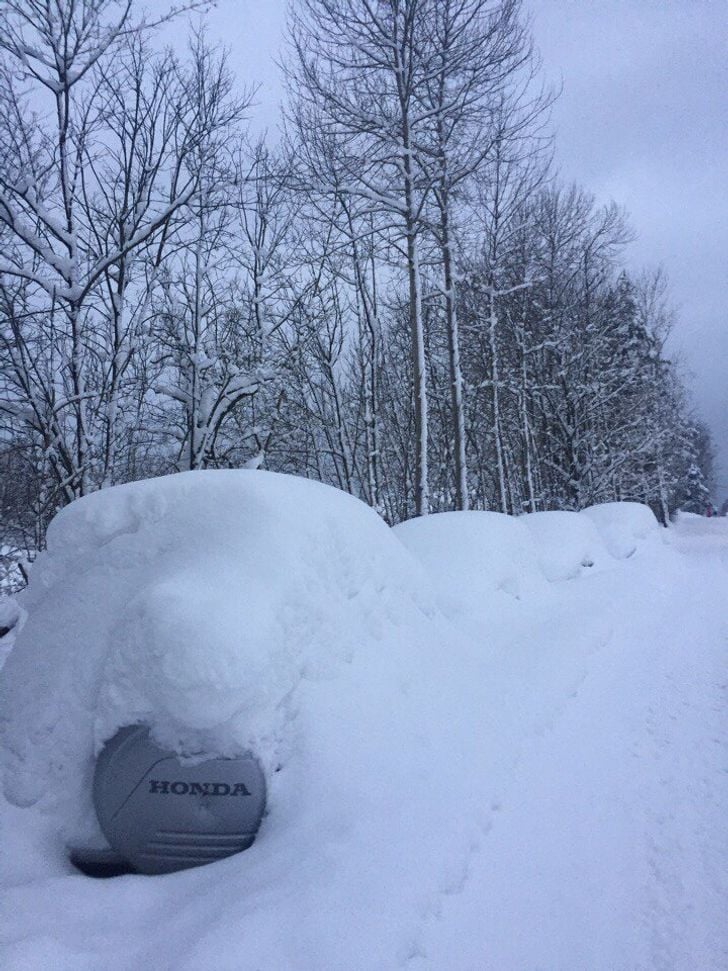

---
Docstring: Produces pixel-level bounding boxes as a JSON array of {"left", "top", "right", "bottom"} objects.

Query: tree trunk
[{"left": 439, "top": 187, "right": 468, "bottom": 510}]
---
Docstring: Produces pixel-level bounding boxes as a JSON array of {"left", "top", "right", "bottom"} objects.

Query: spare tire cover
[{"left": 93, "top": 725, "right": 266, "bottom": 874}]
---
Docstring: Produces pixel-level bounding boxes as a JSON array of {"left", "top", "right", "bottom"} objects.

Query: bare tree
[
  {"left": 0, "top": 0, "right": 207, "bottom": 499},
  {"left": 151, "top": 39, "right": 257, "bottom": 471},
  {"left": 418, "top": 0, "right": 547, "bottom": 509},
  {"left": 286, "top": 0, "right": 437, "bottom": 515}
]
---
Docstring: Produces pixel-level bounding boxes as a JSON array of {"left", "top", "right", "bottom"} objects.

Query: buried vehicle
[{"left": 0, "top": 469, "right": 449, "bottom": 893}]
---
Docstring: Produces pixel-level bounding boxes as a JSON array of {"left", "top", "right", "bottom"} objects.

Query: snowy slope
[{"left": 1, "top": 475, "right": 726, "bottom": 970}]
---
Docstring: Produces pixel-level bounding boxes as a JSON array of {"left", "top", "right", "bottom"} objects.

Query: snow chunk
[
  {"left": 581, "top": 502, "right": 660, "bottom": 559},
  {"left": 520, "top": 510, "right": 611, "bottom": 581},
  {"left": 393, "top": 511, "right": 544, "bottom": 615}
]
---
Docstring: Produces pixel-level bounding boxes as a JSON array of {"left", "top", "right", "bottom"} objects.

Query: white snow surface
[
  {"left": 1, "top": 473, "right": 727, "bottom": 970},
  {"left": 0, "top": 598, "right": 21, "bottom": 665}
]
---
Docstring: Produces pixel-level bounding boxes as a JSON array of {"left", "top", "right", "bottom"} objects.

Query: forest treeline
[{"left": 0, "top": 0, "right": 715, "bottom": 573}]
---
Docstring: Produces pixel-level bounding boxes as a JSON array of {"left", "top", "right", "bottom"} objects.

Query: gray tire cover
[{"left": 93, "top": 725, "right": 266, "bottom": 874}]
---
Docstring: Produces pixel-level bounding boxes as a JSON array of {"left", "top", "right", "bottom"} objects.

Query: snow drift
[
  {"left": 581, "top": 500, "right": 661, "bottom": 559},
  {"left": 393, "top": 502, "right": 660, "bottom": 620}
]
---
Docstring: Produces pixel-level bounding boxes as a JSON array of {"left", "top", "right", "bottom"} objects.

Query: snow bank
[
  {"left": 393, "top": 503, "right": 659, "bottom": 605},
  {"left": 520, "top": 510, "right": 611, "bottom": 581},
  {"left": 581, "top": 501, "right": 660, "bottom": 559},
  {"left": 394, "top": 504, "right": 660, "bottom": 621},
  {"left": 393, "top": 511, "right": 544, "bottom": 617}
]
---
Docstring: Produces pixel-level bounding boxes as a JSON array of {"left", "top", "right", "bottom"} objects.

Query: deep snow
[{"left": 1, "top": 472, "right": 726, "bottom": 970}]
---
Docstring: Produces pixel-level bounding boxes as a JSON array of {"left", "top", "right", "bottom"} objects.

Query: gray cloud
[{"left": 531, "top": 0, "right": 728, "bottom": 499}]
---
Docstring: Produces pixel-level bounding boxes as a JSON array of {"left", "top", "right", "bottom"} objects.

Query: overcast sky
[{"left": 191, "top": 0, "right": 728, "bottom": 501}]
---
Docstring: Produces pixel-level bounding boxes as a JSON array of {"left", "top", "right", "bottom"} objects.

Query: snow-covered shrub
[{"left": 0, "top": 546, "right": 30, "bottom": 596}]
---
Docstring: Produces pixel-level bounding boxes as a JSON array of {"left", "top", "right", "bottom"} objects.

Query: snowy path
[{"left": 421, "top": 518, "right": 728, "bottom": 970}]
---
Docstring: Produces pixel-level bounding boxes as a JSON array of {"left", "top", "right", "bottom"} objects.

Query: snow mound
[
  {"left": 581, "top": 501, "right": 660, "bottom": 559},
  {"left": 520, "top": 510, "right": 611, "bottom": 581},
  {"left": 395, "top": 505, "right": 658, "bottom": 601},
  {"left": 393, "top": 511, "right": 544, "bottom": 614}
]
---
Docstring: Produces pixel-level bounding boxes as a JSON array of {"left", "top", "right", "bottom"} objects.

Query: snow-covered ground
[{"left": 1, "top": 472, "right": 726, "bottom": 970}]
